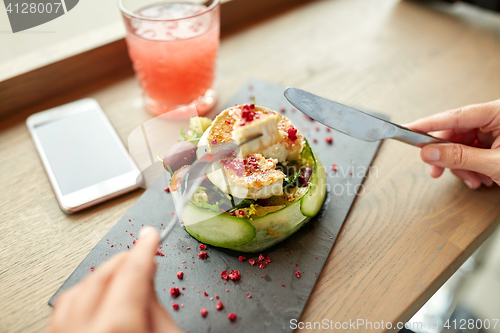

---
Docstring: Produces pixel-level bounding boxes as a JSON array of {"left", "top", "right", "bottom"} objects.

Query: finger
[
  {"left": 431, "top": 129, "right": 473, "bottom": 140},
  {"left": 430, "top": 165, "right": 445, "bottom": 178},
  {"left": 75, "top": 252, "right": 129, "bottom": 317},
  {"left": 493, "top": 137, "right": 500, "bottom": 150},
  {"left": 478, "top": 173, "right": 494, "bottom": 187},
  {"left": 421, "top": 143, "right": 500, "bottom": 180},
  {"left": 50, "top": 286, "right": 81, "bottom": 332},
  {"left": 407, "top": 101, "right": 500, "bottom": 133},
  {"left": 450, "top": 169, "right": 482, "bottom": 189},
  {"left": 150, "top": 296, "right": 182, "bottom": 333},
  {"left": 146, "top": 264, "right": 181, "bottom": 333},
  {"left": 106, "top": 227, "right": 160, "bottom": 306}
]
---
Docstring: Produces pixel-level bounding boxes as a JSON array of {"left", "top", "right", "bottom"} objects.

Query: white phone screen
[{"left": 35, "top": 108, "right": 134, "bottom": 195}]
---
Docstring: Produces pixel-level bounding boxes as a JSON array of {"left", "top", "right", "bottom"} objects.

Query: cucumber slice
[
  {"left": 300, "top": 143, "right": 327, "bottom": 217},
  {"left": 235, "top": 199, "right": 310, "bottom": 252},
  {"left": 179, "top": 143, "right": 327, "bottom": 252},
  {"left": 183, "top": 204, "right": 256, "bottom": 248},
  {"left": 183, "top": 199, "right": 309, "bottom": 252}
]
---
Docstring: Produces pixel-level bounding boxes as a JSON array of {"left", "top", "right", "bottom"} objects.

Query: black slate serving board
[{"left": 50, "top": 79, "right": 386, "bottom": 332}]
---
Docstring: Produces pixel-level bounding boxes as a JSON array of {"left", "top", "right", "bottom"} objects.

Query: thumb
[{"left": 421, "top": 143, "right": 500, "bottom": 179}]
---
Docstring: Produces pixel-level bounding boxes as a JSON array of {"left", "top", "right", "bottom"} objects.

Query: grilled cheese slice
[
  {"left": 232, "top": 107, "right": 281, "bottom": 157},
  {"left": 261, "top": 116, "right": 304, "bottom": 163},
  {"left": 198, "top": 130, "right": 284, "bottom": 199},
  {"left": 197, "top": 104, "right": 304, "bottom": 199}
]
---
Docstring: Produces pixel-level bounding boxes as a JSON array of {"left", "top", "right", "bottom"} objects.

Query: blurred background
[{"left": 409, "top": 222, "right": 500, "bottom": 333}]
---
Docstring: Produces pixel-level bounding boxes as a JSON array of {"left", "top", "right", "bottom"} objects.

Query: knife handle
[{"left": 391, "top": 125, "right": 448, "bottom": 147}]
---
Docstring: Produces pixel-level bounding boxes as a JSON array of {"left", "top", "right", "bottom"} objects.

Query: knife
[
  {"left": 284, "top": 87, "right": 447, "bottom": 147},
  {"left": 158, "top": 134, "right": 262, "bottom": 243}
]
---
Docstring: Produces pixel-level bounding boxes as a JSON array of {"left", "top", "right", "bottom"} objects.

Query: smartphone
[{"left": 27, "top": 98, "right": 141, "bottom": 213}]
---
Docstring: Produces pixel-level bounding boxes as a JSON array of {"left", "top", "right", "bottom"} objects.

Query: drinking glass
[{"left": 119, "top": 0, "right": 220, "bottom": 118}]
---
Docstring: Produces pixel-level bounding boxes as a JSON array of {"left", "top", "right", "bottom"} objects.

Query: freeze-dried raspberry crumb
[
  {"left": 280, "top": 107, "right": 286, "bottom": 113},
  {"left": 228, "top": 270, "right": 241, "bottom": 281},
  {"left": 325, "top": 136, "right": 333, "bottom": 144},
  {"left": 221, "top": 270, "right": 228, "bottom": 280},
  {"left": 199, "top": 244, "right": 207, "bottom": 250},
  {"left": 238, "top": 256, "right": 246, "bottom": 262},
  {"left": 326, "top": 128, "right": 331, "bottom": 132},
  {"left": 176, "top": 271, "right": 184, "bottom": 279},
  {"left": 287, "top": 126, "right": 298, "bottom": 142},
  {"left": 228, "top": 312, "right": 237, "bottom": 321},
  {"left": 282, "top": 284, "right": 285, "bottom": 287},
  {"left": 169, "top": 287, "right": 180, "bottom": 297},
  {"left": 164, "top": 187, "right": 170, "bottom": 192},
  {"left": 216, "top": 301, "right": 223, "bottom": 310},
  {"left": 248, "top": 295, "right": 252, "bottom": 298},
  {"left": 198, "top": 252, "right": 208, "bottom": 259},
  {"left": 257, "top": 254, "right": 271, "bottom": 269},
  {"left": 172, "top": 303, "right": 179, "bottom": 311},
  {"left": 90, "top": 266, "right": 94, "bottom": 272},
  {"left": 215, "top": 294, "right": 219, "bottom": 299},
  {"left": 204, "top": 292, "right": 209, "bottom": 297},
  {"left": 295, "top": 270, "right": 301, "bottom": 278},
  {"left": 313, "top": 138, "right": 318, "bottom": 143},
  {"left": 186, "top": 247, "right": 191, "bottom": 250},
  {"left": 332, "top": 164, "right": 338, "bottom": 171},
  {"left": 249, "top": 259, "right": 256, "bottom": 265},
  {"left": 200, "top": 308, "right": 208, "bottom": 317},
  {"left": 156, "top": 250, "right": 166, "bottom": 257},
  {"left": 314, "top": 126, "right": 320, "bottom": 131}
]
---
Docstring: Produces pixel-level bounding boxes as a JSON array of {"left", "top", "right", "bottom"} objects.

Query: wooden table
[{"left": 1, "top": 0, "right": 500, "bottom": 332}]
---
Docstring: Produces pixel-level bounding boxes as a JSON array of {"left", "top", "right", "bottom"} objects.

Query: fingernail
[
  {"left": 464, "top": 180, "right": 473, "bottom": 189},
  {"left": 424, "top": 147, "right": 440, "bottom": 161},
  {"left": 139, "top": 226, "right": 156, "bottom": 239},
  {"left": 481, "top": 178, "right": 493, "bottom": 187}
]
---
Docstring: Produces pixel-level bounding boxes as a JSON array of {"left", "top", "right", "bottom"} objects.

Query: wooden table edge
[{"left": 390, "top": 215, "right": 500, "bottom": 332}]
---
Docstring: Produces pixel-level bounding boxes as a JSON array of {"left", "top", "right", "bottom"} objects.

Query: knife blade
[{"left": 284, "top": 87, "right": 446, "bottom": 147}]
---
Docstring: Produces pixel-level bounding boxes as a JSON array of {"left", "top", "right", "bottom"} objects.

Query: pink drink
[{"left": 121, "top": 2, "right": 220, "bottom": 117}]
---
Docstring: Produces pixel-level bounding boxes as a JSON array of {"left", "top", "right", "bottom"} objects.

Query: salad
[{"left": 162, "top": 104, "right": 327, "bottom": 252}]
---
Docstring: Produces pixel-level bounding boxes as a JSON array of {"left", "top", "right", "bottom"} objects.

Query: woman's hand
[
  {"left": 47, "top": 227, "right": 181, "bottom": 333},
  {"left": 407, "top": 99, "right": 500, "bottom": 188}
]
